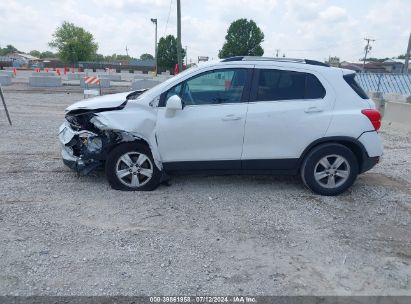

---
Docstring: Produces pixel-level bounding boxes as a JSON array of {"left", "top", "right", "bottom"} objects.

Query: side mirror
[{"left": 166, "top": 95, "right": 183, "bottom": 111}]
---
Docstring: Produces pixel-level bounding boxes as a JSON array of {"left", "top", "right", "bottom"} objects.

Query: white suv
[{"left": 59, "top": 57, "right": 383, "bottom": 196}]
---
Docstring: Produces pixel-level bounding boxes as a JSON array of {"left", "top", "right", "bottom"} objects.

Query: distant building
[
  {"left": 128, "top": 59, "right": 155, "bottom": 68},
  {"left": 382, "top": 59, "right": 408, "bottom": 73},
  {"left": 6, "top": 52, "right": 40, "bottom": 67},
  {"left": 327, "top": 57, "right": 340, "bottom": 67},
  {"left": 340, "top": 61, "right": 363, "bottom": 72},
  {"left": 340, "top": 61, "right": 386, "bottom": 73}
]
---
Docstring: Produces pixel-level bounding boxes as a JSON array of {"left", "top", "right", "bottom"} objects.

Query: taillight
[{"left": 361, "top": 109, "right": 381, "bottom": 131}]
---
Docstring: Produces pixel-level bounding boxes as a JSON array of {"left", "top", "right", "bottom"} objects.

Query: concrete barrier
[
  {"left": 98, "top": 74, "right": 122, "bottom": 81},
  {"left": 29, "top": 76, "right": 62, "bottom": 87},
  {"left": 0, "top": 75, "right": 12, "bottom": 86},
  {"left": 155, "top": 75, "right": 173, "bottom": 82},
  {"left": 384, "top": 93, "right": 407, "bottom": 103},
  {"left": 134, "top": 74, "right": 153, "bottom": 80},
  {"left": 369, "top": 92, "right": 386, "bottom": 116},
  {"left": 67, "top": 73, "right": 86, "bottom": 80},
  {"left": 161, "top": 71, "right": 171, "bottom": 76},
  {"left": 80, "top": 78, "right": 110, "bottom": 88},
  {"left": 383, "top": 101, "right": 411, "bottom": 127},
  {"left": 131, "top": 79, "right": 160, "bottom": 90},
  {"left": 0, "top": 70, "right": 14, "bottom": 78},
  {"left": 32, "top": 72, "right": 57, "bottom": 77}
]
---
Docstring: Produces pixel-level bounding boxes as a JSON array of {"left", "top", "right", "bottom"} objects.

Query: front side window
[
  {"left": 255, "top": 69, "right": 326, "bottom": 101},
  {"left": 166, "top": 69, "right": 247, "bottom": 106}
]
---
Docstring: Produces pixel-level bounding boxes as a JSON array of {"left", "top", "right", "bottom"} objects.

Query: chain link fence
[{"left": 356, "top": 73, "right": 411, "bottom": 95}]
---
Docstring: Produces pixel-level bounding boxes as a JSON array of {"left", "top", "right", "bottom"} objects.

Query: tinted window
[
  {"left": 343, "top": 73, "right": 368, "bottom": 99},
  {"left": 165, "top": 83, "right": 183, "bottom": 101},
  {"left": 306, "top": 74, "right": 326, "bottom": 99},
  {"left": 174, "top": 69, "right": 247, "bottom": 106},
  {"left": 256, "top": 69, "right": 325, "bottom": 101}
]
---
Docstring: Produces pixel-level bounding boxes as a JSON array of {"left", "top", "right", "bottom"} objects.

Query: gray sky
[{"left": 1, "top": 0, "right": 410, "bottom": 62}]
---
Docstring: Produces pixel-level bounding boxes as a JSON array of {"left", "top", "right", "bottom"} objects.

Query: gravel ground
[{"left": 0, "top": 85, "right": 410, "bottom": 296}]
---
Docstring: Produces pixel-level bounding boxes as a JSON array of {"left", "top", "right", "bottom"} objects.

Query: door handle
[
  {"left": 305, "top": 107, "right": 323, "bottom": 113},
  {"left": 222, "top": 114, "right": 242, "bottom": 121}
]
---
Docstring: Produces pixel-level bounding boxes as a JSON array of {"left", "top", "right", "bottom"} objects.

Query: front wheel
[
  {"left": 301, "top": 143, "right": 359, "bottom": 196},
  {"left": 105, "top": 143, "right": 161, "bottom": 191}
]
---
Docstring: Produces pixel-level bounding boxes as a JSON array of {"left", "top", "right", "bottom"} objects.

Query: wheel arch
[
  {"left": 103, "top": 130, "right": 164, "bottom": 170},
  {"left": 298, "top": 136, "right": 368, "bottom": 172}
]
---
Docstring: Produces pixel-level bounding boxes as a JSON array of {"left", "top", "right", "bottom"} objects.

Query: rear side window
[
  {"left": 306, "top": 74, "right": 326, "bottom": 99},
  {"left": 255, "top": 69, "right": 325, "bottom": 101},
  {"left": 343, "top": 73, "right": 368, "bottom": 99}
]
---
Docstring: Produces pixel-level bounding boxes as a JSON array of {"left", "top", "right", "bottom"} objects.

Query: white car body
[{"left": 59, "top": 57, "right": 383, "bottom": 194}]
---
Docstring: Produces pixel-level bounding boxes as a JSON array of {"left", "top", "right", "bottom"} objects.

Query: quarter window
[{"left": 256, "top": 69, "right": 325, "bottom": 101}]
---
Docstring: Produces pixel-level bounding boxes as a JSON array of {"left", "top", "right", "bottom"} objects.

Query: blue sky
[{"left": 0, "top": 0, "right": 410, "bottom": 62}]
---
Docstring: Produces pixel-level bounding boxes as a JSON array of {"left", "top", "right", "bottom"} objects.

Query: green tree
[
  {"left": 40, "top": 51, "right": 57, "bottom": 59},
  {"left": 218, "top": 19, "right": 264, "bottom": 58},
  {"left": 94, "top": 53, "right": 105, "bottom": 62},
  {"left": 140, "top": 53, "right": 154, "bottom": 60},
  {"left": 157, "top": 35, "right": 185, "bottom": 70},
  {"left": 0, "top": 44, "right": 19, "bottom": 56},
  {"left": 49, "top": 21, "right": 98, "bottom": 63},
  {"left": 29, "top": 50, "right": 41, "bottom": 58},
  {"left": 116, "top": 54, "right": 132, "bottom": 60}
]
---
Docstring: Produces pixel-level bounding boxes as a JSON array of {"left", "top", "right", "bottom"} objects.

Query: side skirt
[{"left": 163, "top": 159, "right": 299, "bottom": 176}]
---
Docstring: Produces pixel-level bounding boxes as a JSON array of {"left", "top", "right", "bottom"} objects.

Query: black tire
[
  {"left": 301, "top": 143, "right": 359, "bottom": 196},
  {"left": 105, "top": 142, "right": 161, "bottom": 191}
]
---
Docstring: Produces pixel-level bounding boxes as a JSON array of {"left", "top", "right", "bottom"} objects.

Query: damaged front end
[{"left": 58, "top": 90, "right": 151, "bottom": 175}]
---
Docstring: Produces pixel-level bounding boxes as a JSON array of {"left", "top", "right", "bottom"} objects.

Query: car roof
[{"left": 220, "top": 56, "right": 329, "bottom": 67}]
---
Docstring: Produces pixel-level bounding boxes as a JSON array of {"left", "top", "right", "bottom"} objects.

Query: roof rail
[
  {"left": 304, "top": 59, "right": 330, "bottom": 67},
  {"left": 221, "top": 56, "right": 244, "bottom": 62},
  {"left": 220, "top": 56, "right": 330, "bottom": 67}
]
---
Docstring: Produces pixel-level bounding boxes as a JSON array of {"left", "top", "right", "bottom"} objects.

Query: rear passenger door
[{"left": 242, "top": 67, "right": 335, "bottom": 170}]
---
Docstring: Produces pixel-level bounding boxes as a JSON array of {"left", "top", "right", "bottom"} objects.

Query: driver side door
[{"left": 156, "top": 68, "right": 253, "bottom": 171}]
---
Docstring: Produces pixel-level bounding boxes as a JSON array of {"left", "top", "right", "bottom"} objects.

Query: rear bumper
[
  {"left": 358, "top": 131, "right": 383, "bottom": 158},
  {"left": 358, "top": 131, "right": 383, "bottom": 173},
  {"left": 359, "top": 155, "right": 380, "bottom": 173}
]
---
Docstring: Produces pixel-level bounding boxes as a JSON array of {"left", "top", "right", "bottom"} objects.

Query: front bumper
[{"left": 59, "top": 121, "right": 102, "bottom": 175}]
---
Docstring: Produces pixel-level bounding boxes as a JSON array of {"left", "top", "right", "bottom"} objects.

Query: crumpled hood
[{"left": 65, "top": 91, "right": 134, "bottom": 112}]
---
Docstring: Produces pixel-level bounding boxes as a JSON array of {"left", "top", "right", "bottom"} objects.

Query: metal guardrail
[{"left": 356, "top": 73, "right": 411, "bottom": 95}]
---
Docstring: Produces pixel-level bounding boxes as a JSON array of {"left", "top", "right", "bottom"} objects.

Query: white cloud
[
  {"left": 319, "top": 6, "right": 348, "bottom": 23},
  {"left": 0, "top": 0, "right": 409, "bottom": 62}
]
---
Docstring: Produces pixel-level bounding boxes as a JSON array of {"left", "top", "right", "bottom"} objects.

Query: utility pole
[
  {"left": 363, "top": 37, "right": 375, "bottom": 71},
  {"left": 176, "top": 0, "right": 183, "bottom": 72},
  {"left": 275, "top": 49, "right": 280, "bottom": 58},
  {"left": 185, "top": 45, "right": 188, "bottom": 66},
  {"left": 150, "top": 18, "right": 158, "bottom": 76},
  {"left": 125, "top": 46, "right": 129, "bottom": 57},
  {"left": 405, "top": 32, "right": 411, "bottom": 74}
]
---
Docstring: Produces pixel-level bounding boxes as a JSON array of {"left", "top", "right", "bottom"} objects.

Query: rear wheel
[
  {"left": 301, "top": 143, "right": 358, "bottom": 196},
  {"left": 105, "top": 143, "right": 161, "bottom": 191}
]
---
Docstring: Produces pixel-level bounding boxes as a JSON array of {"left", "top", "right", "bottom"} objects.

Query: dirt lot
[{"left": 0, "top": 84, "right": 410, "bottom": 296}]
